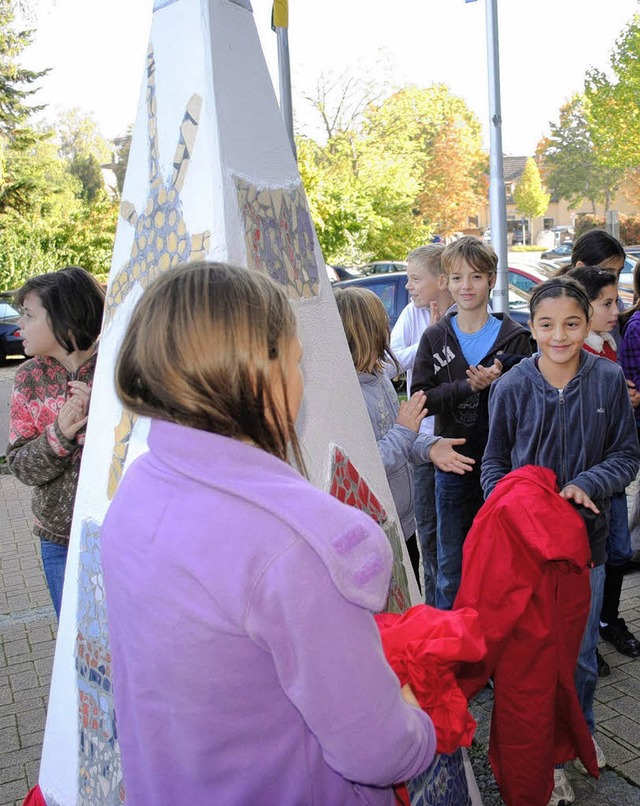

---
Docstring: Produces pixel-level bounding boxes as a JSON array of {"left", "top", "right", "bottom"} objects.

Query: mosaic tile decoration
[
  {"left": 103, "top": 45, "right": 210, "bottom": 498},
  {"left": 234, "top": 176, "right": 320, "bottom": 300},
  {"left": 407, "top": 749, "right": 471, "bottom": 806},
  {"left": 104, "top": 45, "right": 210, "bottom": 328},
  {"left": 327, "top": 445, "right": 410, "bottom": 614},
  {"left": 75, "top": 519, "right": 124, "bottom": 804}
]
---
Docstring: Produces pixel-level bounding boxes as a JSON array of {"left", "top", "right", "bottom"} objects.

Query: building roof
[{"left": 503, "top": 156, "right": 528, "bottom": 182}]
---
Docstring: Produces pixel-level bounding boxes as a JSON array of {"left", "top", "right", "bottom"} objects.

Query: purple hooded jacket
[{"left": 102, "top": 420, "right": 436, "bottom": 805}]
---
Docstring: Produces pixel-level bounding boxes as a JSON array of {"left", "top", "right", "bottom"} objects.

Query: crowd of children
[{"left": 8, "top": 229, "right": 640, "bottom": 805}]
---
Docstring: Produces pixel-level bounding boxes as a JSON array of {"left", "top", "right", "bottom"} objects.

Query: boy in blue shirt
[{"left": 412, "top": 236, "right": 534, "bottom": 608}]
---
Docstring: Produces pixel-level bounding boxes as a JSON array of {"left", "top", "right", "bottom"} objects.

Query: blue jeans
[
  {"left": 435, "top": 468, "right": 484, "bottom": 610},
  {"left": 607, "top": 491, "right": 632, "bottom": 567},
  {"left": 575, "top": 564, "right": 605, "bottom": 734},
  {"left": 40, "top": 538, "right": 68, "bottom": 619},
  {"left": 413, "top": 462, "right": 437, "bottom": 606}
]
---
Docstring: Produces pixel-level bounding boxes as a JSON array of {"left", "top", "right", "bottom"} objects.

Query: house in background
[{"left": 474, "top": 155, "right": 639, "bottom": 246}]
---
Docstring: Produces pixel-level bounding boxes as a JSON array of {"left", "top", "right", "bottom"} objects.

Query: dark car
[
  {"left": 332, "top": 265, "right": 364, "bottom": 281},
  {"left": 333, "top": 272, "right": 531, "bottom": 331},
  {"left": 0, "top": 299, "right": 24, "bottom": 361},
  {"left": 540, "top": 241, "right": 573, "bottom": 260}
]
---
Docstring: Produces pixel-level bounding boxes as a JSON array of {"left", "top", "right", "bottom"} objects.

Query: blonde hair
[
  {"left": 334, "top": 286, "right": 400, "bottom": 376},
  {"left": 116, "top": 261, "right": 305, "bottom": 470},
  {"left": 406, "top": 244, "right": 445, "bottom": 278},
  {"left": 442, "top": 236, "right": 497, "bottom": 277}
]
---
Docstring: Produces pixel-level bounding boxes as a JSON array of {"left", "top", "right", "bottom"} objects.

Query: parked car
[
  {"left": 361, "top": 260, "right": 407, "bottom": 275},
  {"left": 0, "top": 300, "right": 24, "bottom": 361},
  {"left": 333, "top": 265, "right": 364, "bottom": 281},
  {"left": 482, "top": 228, "right": 491, "bottom": 244},
  {"left": 333, "top": 271, "right": 531, "bottom": 331},
  {"left": 541, "top": 242, "right": 573, "bottom": 260},
  {"left": 506, "top": 264, "right": 549, "bottom": 295}
]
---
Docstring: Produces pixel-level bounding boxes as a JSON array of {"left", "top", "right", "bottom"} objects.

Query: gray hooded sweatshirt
[{"left": 358, "top": 370, "right": 439, "bottom": 541}]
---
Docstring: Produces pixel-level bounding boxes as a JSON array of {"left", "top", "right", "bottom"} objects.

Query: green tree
[
  {"left": 537, "top": 95, "right": 623, "bottom": 215},
  {"left": 585, "top": 14, "right": 640, "bottom": 174},
  {"left": 513, "top": 158, "right": 550, "bottom": 243}
]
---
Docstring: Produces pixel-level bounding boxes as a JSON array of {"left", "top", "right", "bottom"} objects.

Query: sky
[{"left": 20, "top": 0, "right": 640, "bottom": 156}]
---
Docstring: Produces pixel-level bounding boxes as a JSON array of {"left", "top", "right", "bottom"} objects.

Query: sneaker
[
  {"left": 547, "top": 768, "right": 575, "bottom": 805},
  {"left": 597, "top": 649, "right": 611, "bottom": 677},
  {"left": 600, "top": 618, "right": 640, "bottom": 657},
  {"left": 574, "top": 736, "right": 607, "bottom": 775}
]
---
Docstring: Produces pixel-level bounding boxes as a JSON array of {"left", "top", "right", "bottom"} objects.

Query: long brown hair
[
  {"left": 334, "top": 286, "right": 400, "bottom": 376},
  {"left": 115, "top": 261, "right": 305, "bottom": 470}
]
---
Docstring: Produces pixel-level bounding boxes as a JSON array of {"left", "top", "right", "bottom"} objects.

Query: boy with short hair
[
  {"left": 391, "top": 244, "right": 453, "bottom": 605},
  {"left": 412, "top": 236, "right": 534, "bottom": 609}
]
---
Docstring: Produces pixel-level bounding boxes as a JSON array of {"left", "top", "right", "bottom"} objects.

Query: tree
[
  {"left": 537, "top": 95, "right": 623, "bottom": 215},
  {"left": 585, "top": 14, "right": 640, "bottom": 174},
  {"left": 513, "top": 158, "right": 550, "bottom": 243}
]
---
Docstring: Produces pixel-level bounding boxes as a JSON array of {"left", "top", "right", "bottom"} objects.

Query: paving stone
[
  {"left": 594, "top": 700, "right": 621, "bottom": 723},
  {"left": 600, "top": 715, "right": 640, "bottom": 748},
  {"left": 620, "top": 757, "right": 640, "bottom": 786},
  {"left": 8, "top": 670, "right": 38, "bottom": 693},
  {"left": 0, "top": 779, "right": 29, "bottom": 803},
  {"left": 596, "top": 732, "right": 639, "bottom": 766},
  {"left": 0, "top": 726, "right": 20, "bottom": 753}
]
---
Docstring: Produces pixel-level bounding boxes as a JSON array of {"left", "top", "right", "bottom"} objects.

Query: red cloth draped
[{"left": 376, "top": 605, "right": 486, "bottom": 754}]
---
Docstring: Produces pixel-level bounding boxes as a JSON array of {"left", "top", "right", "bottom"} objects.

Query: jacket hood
[{"left": 147, "top": 420, "right": 394, "bottom": 613}]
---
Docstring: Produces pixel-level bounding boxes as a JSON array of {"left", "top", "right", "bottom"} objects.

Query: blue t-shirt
[{"left": 451, "top": 314, "right": 502, "bottom": 367}]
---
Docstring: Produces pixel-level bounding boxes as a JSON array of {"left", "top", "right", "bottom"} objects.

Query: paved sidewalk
[{"left": 0, "top": 474, "right": 55, "bottom": 806}]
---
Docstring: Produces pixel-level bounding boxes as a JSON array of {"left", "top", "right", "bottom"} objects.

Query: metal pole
[
  {"left": 276, "top": 27, "right": 297, "bottom": 161},
  {"left": 485, "top": 0, "right": 508, "bottom": 313}
]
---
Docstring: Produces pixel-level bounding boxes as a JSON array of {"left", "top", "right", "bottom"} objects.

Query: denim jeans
[
  {"left": 413, "top": 462, "right": 437, "bottom": 606},
  {"left": 40, "top": 538, "right": 68, "bottom": 619},
  {"left": 435, "top": 468, "right": 484, "bottom": 610},
  {"left": 575, "top": 564, "right": 606, "bottom": 734},
  {"left": 607, "top": 491, "right": 632, "bottom": 567}
]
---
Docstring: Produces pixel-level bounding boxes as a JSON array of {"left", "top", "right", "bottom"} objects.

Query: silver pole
[
  {"left": 485, "top": 0, "right": 508, "bottom": 314},
  {"left": 276, "top": 27, "right": 297, "bottom": 161}
]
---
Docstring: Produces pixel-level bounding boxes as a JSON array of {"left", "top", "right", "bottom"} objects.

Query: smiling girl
[{"left": 481, "top": 276, "right": 640, "bottom": 805}]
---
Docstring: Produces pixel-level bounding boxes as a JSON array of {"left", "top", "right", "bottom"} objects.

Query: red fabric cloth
[
  {"left": 375, "top": 605, "right": 486, "bottom": 754},
  {"left": 23, "top": 785, "right": 46, "bottom": 806},
  {"left": 454, "top": 465, "right": 598, "bottom": 806},
  {"left": 584, "top": 340, "right": 617, "bottom": 362}
]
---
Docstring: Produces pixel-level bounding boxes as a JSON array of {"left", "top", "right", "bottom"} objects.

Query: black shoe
[
  {"left": 600, "top": 619, "right": 640, "bottom": 658},
  {"left": 596, "top": 649, "right": 610, "bottom": 677}
]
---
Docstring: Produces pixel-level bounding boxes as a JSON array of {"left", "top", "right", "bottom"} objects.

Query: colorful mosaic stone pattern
[
  {"left": 103, "top": 45, "right": 210, "bottom": 498},
  {"left": 234, "top": 176, "right": 320, "bottom": 299},
  {"left": 75, "top": 519, "right": 124, "bottom": 804},
  {"left": 407, "top": 749, "right": 471, "bottom": 806},
  {"left": 327, "top": 445, "right": 410, "bottom": 614}
]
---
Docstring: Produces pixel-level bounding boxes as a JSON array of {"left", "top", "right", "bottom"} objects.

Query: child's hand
[
  {"left": 428, "top": 438, "right": 475, "bottom": 474},
  {"left": 396, "top": 391, "right": 427, "bottom": 432},
  {"left": 58, "top": 381, "right": 92, "bottom": 441},
  {"left": 467, "top": 359, "right": 502, "bottom": 392},
  {"left": 429, "top": 300, "right": 441, "bottom": 323},
  {"left": 560, "top": 484, "right": 600, "bottom": 514},
  {"left": 626, "top": 379, "right": 640, "bottom": 408}
]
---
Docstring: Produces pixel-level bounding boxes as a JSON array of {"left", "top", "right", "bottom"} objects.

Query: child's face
[
  {"left": 446, "top": 260, "right": 494, "bottom": 312},
  {"left": 531, "top": 295, "right": 589, "bottom": 369},
  {"left": 18, "top": 292, "right": 60, "bottom": 358},
  {"left": 405, "top": 261, "right": 443, "bottom": 308},
  {"left": 590, "top": 284, "right": 619, "bottom": 334}
]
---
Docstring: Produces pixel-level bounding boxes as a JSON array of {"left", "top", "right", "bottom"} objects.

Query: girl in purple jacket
[{"left": 101, "top": 261, "right": 436, "bottom": 806}]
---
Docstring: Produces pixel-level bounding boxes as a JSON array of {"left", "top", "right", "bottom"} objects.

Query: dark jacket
[
  {"left": 481, "top": 351, "right": 640, "bottom": 565},
  {"left": 411, "top": 312, "right": 534, "bottom": 460}
]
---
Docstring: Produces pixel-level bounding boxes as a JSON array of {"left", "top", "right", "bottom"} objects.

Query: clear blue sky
[{"left": 21, "top": 0, "right": 640, "bottom": 155}]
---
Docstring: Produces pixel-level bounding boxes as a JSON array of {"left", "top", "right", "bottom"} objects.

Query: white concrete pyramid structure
[{"left": 37, "top": 1, "right": 418, "bottom": 802}]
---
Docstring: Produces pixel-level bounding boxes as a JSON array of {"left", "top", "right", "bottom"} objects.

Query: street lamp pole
[{"left": 485, "top": 0, "right": 508, "bottom": 313}]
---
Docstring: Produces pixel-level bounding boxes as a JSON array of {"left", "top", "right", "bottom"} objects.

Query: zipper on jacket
[{"left": 559, "top": 389, "right": 567, "bottom": 487}]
